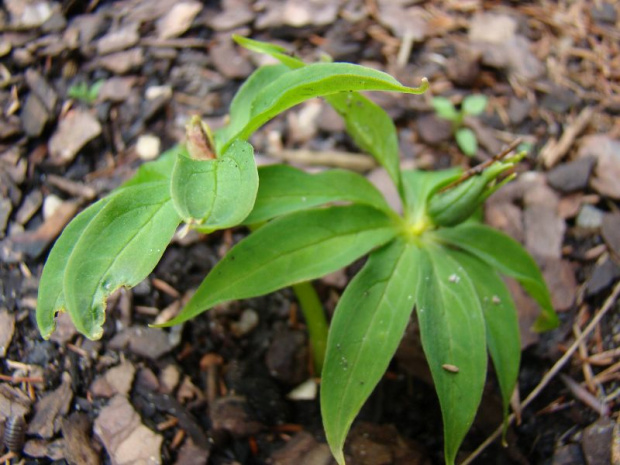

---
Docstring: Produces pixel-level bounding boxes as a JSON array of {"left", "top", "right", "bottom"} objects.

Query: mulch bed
[{"left": 0, "top": 0, "right": 619, "bottom": 464}]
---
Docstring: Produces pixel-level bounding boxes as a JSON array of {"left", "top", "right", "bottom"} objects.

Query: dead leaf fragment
[
  {"left": 90, "top": 360, "right": 136, "bottom": 398},
  {"left": 28, "top": 372, "right": 73, "bottom": 439},
  {"left": 61, "top": 412, "right": 101, "bottom": 465},
  {"left": 94, "top": 395, "right": 163, "bottom": 465},
  {"left": 48, "top": 110, "right": 102, "bottom": 164}
]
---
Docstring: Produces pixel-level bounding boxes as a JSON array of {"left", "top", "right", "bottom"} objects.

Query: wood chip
[
  {"left": 540, "top": 106, "right": 594, "bottom": 168},
  {"left": 48, "top": 110, "right": 102, "bottom": 164},
  {"left": 27, "top": 372, "right": 72, "bottom": 439}
]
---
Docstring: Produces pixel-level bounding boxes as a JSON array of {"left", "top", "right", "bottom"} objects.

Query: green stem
[{"left": 292, "top": 281, "right": 328, "bottom": 374}]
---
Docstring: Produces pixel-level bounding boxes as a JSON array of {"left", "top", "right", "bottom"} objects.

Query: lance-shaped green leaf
[
  {"left": 157, "top": 205, "right": 398, "bottom": 327},
  {"left": 243, "top": 164, "right": 392, "bottom": 224},
  {"left": 215, "top": 64, "right": 291, "bottom": 151},
  {"left": 63, "top": 182, "right": 181, "bottom": 339},
  {"left": 321, "top": 239, "right": 422, "bottom": 465},
  {"left": 36, "top": 197, "right": 110, "bottom": 339},
  {"left": 170, "top": 140, "right": 258, "bottom": 231},
  {"left": 233, "top": 35, "right": 418, "bottom": 187},
  {"left": 233, "top": 35, "right": 305, "bottom": 69},
  {"left": 416, "top": 245, "right": 487, "bottom": 465},
  {"left": 219, "top": 63, "right": 428, "bottom": 153},
  {"left": 434, "top": 224, "right": 559, "bottom": 331},
  {"left": 446, "top": 248, "right": 520, "bottom": 432},
  {"left": 325, "top": 92, "right": 402, "bottom": 188}
]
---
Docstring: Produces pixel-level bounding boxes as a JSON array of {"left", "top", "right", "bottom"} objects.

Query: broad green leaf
[
  {"left": 447, "top": 249, "right": 520, "bottom": 430},
  {"left": 325, "top": 92, "right": 402, "bottom": 188},
  {"left": 233, "top": 35, "right": 305, "bottom": 69},
  {"left": 432, "top": 97, "right": 459, "bottom": 121},
  {"left": 171, "top": 140, "right": 258, "bottom": 231},
  {"left": 63, "top": 182, "right": 181, "bottom": 339},
  {"left": 36, "top": 198, "right": 110, "bottom": 339},
  {"left": 322, "top": 239, "right": 422, "bottom": 465},
  {"left": 400, "top": 168, "right": 461, "bottom": 220},
  {"left": 219, "top": 62, "right": 428, "bottom": 153},
  {"left": 417, "top": 245, "right": 487, "bottom": 465},
  {"left": 455, "top": 127, "right": 477, "bottom": 156},
  {"left": 157, "top": 205, "right": 398, "bottom": 327},
  {"left": 434, "top": 224, "right": 559, "bottom": 331},
  {"left": 243, "top": 164, "right": 392, "bottom": 224},
  {"left": 462, "top": 95, "right": 488, "bottom": 116},
  {"left": 215, "top": 64, "right": 291, "bottom": 151}
]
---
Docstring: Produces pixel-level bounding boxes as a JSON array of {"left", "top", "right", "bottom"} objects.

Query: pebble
[
  {"left": 25, "top": 69, "right": 57, "bottom": 113},
  {"left": 97, "top": 48, "right": 144, "bottom": 74},
  {"left": 586, "top": 258, "right": 620, "bottom": 296},
  {"left": 42, "top": 194, "right": 63, "bottom": 220},
  {"left": 136, "top": 134, "right": 161, "bottom": 160},
  {"left": 205, "top": 0, "right": 254, "bottom": 31},
  {"left": 230, "top": 308, "right": 259, "bottom": 337},
  {"left": 547, "top": 157, "right": 595, "bottom": 193},
  {"left": 581, "top": 418, "right": 614, "bottom": 465},
  {"left": 576, "top": 204, "right": 604, "bottom": 229},
  {"left": 96, "top": 23, "right": 139, "bottom": 55}
]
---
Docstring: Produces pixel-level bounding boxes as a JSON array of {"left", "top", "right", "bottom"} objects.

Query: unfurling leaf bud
[
  {"left": 428, "top": 152, "right": 524, "bottom": 227},
  {"left": 186, "top": 115, "right": 216, "bottom": 160}
]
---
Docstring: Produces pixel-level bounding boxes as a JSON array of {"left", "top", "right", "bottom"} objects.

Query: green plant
[
  {"left": 432, "top": 94, "right": 488, "bottom": 156},
  {"left": 67, "top": 79, "right": 105, "bottom": 104},
  {"left": 37, "top": 37, "right": 558, "bottom": 465}
]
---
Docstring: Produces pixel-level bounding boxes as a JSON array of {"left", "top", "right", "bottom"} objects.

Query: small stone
[
  {"left": 159, "top": 364, "right": 180, "bottom": 395},
  {"left": 91, "top": 361, "right": 136, "bottom": 398},
  {"left": 576, "top": 205, "right": 604, "bottom": 229},
  {"left": 145, "top": 85, "right": 173, "bottom": 101},
  {"left": 42, "top": 194, "right": 63, "bottom": 220},
  {"left": 547, "top": 157, "right": 595, "bottom": 193},
  {"left": 136, "top": 134, "right": 161, "bottom": 160},
  {"left": 230, "top": 309, "right": 259, "bottom": 337},
  {"left": 175, "top": 438, "right": 210, "bottom": 465},
  {"left": 286, "top": 378, "right": 317, "bottom": 401},
  {"left": 48, "top": 110, "right": 101, "bottom": 164},
  {"left": 5, "top": 0, "right": 53, "bottom": 27},
  {"left": 156, "top": 1, "right": 203, "bottom": 39},
  {"left": 21, "top": 94, "right": 49, "bottom": 137},
  {"left": 581, "top": 418, "right": 614, "bottom": 465},
  {"left": 541, "top": 258, "right": 576, "bottom": 312}
]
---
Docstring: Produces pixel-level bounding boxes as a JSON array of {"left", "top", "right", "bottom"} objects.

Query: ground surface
[{"left": 0, "top": 0, "right": 619, "bottom": 464}]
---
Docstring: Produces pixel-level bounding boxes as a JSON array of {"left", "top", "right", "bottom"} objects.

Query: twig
[
  {"left": 460, "top": 280, "right": 620, "bottom": 465},
  {"left": 540, "top": 106, "right": 594, "bottom": 168},
  {"left": 440, "top": 139, "right": 522, "bottom": 192}
]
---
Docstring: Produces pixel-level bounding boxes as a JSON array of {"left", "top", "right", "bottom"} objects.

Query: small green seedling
[
  {"left": 37, "top": 36, "right": 557, "bottom": 465},
  {"left": 432, "top": 94, "right": 488, "bottom": 156},
  {"left": 67, "top": 79, "right": 105, "bottom": 104}
]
